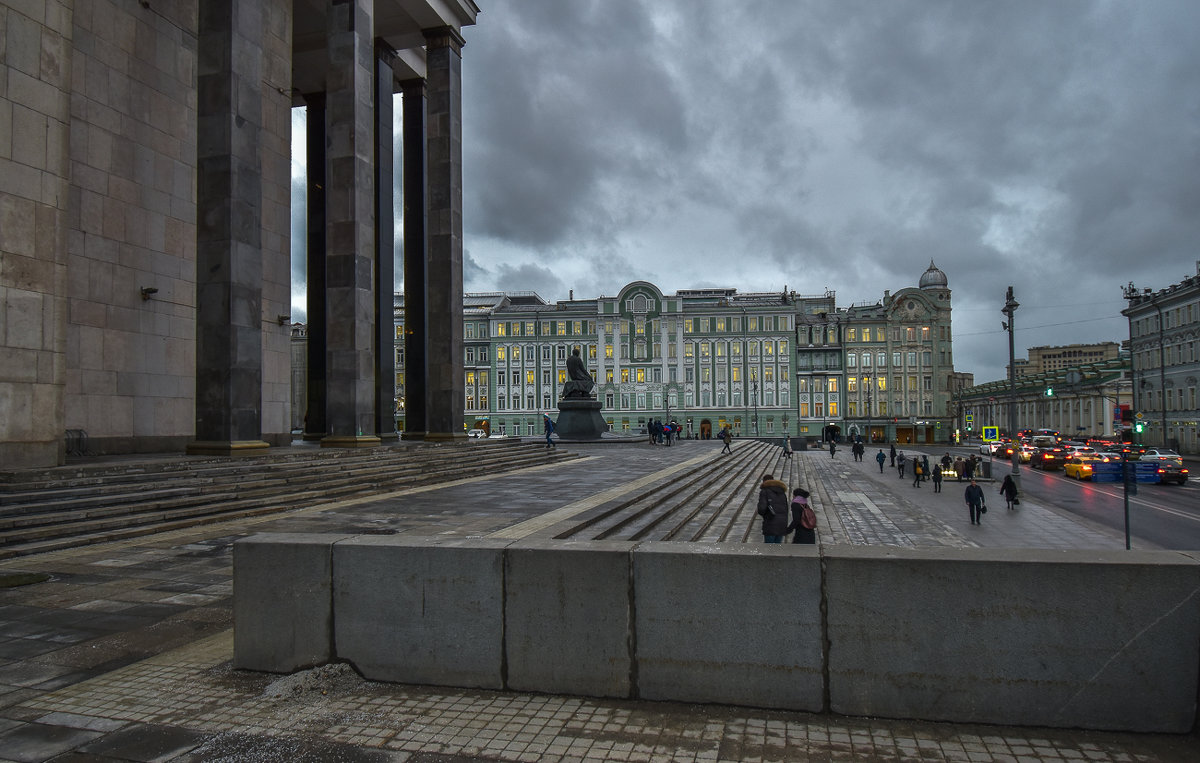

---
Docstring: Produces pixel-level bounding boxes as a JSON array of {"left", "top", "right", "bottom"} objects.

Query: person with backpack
[
  {"left": 543, "top": 414, "right": 556, "bottom": 448},
  {"left": 787, "top": 487, "right": 817, "bottom": 544},
  {"left": 897, "top": 451, "right": 907, "bottom": 479},
  {"left": 756, "top": 474, "right": 790, "bottom": 543},
  {"left": 720, "top": 426, "right": 733, "bottom": 455}
]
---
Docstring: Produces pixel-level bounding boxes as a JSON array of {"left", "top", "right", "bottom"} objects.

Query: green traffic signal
[
  {"left": 1134, "top": 422, "right": 1144, "bottom": 433},
  {"left": 1044, "top": 387, "right": 1054, "bottom": 397}
]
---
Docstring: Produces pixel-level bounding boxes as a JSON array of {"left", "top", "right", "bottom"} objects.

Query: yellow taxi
[{"left": 1063, "top": 455, "right": 1101, "bottom": 480}]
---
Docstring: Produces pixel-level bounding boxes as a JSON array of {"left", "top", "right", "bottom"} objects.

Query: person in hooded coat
[{"left": 757, "top": 474, "right": 790, "bottom": 543}]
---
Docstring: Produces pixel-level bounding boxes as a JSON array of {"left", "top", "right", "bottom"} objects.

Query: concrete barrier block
[
  {"left": 505, "top": 540, "right": 633, "bottom": 698},
  {"left": 333, "top": 536, "right": 510, "bottom": 689},
  {"left": 233, "top": 533, "right": 349, "bottom": 673},
  {"left": 825, "top": 547, "right": 1200, "bottom": 732},
  {"left": 633, "top": 542, "right": 824, "bottom": 710}
]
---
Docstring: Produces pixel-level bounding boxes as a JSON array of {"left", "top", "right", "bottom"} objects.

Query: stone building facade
[
  {"left": 0, "top": 1, "right": 479, "bottom": 468},
  {"left": 1122, "top": 265, "right": 1200, "bottom": 453},
  {"left": 380, "top": 264, "right": 960, "bottom": 444}
]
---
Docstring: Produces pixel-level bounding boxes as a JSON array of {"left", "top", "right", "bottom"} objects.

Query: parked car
[
  {"left": 1063, "top": 456, "right": 1099, "bottom": 480},
  {"left": 467, "top": 429, "right": 487, "bottom": 439},
  {"left": 1156, "top": 462, "right": 1189, "bottom": 485},
  {"left": 1141, "top": 448, "right": 1183, "bottom": 466},
  {"left": 1031, "top": 446, "right": 1067, "bottom": 471}
]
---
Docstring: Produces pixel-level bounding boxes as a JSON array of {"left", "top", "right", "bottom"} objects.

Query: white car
[
  {"left": 978, "top": 441, "right": 1003, "bottom": 455},
  {"left": 467, "top": 429, "right": 487, "bottom": 438},
  {"left": 1141, "top": 448, "right": 1183, "bottom": 466}
]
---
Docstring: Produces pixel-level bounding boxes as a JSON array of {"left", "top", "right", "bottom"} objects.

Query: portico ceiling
[{"left": 291, "top": 0, "right": 480, "bottom": 101}]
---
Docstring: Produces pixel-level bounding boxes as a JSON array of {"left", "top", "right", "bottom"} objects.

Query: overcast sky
[{"left": 294, "top": 0, "right": 1200, "bottom": 385}]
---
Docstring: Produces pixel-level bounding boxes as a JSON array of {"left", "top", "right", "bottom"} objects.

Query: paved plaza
[{"left": 0, "top": 440, "right": 1194, "bottom": 761}]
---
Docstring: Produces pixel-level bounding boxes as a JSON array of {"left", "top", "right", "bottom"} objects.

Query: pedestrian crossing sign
[{"left": 982, "top": 426, "right": 999, "bottom": 441}]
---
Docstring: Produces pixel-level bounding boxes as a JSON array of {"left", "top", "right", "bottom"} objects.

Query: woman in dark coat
[
  {"left": 1000, "top": 474, "right": 1019, "bottom": 509},
  {"left": 786, "top": 487, "right": 816, "bottom": 544},
  {"left": 757, "top": 475, "right": 790, "bottom": 543}
]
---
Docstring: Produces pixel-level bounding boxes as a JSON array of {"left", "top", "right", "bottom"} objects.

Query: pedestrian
[
  {"left": 786, "top": 487, "right": 816, "bottom": 544},
  {"left": 941, "top": 452, "right": 953, "bottom": 473},
  {"left": 875, "top": 449, "right": 886, "bottom": 473},
  {"left": 912, "top": 459, "right": 923, "bottom": 487},
  {"left": 965, "top": 479, "right": 986, "bottom": 525},
  {"left": 965, "top": 456, "right": 977, "bottom": 481},
  {"left": 720, "top": 426, "right": 733, "bottom": 455},
  {"left": 954, "top": 456, "right": 965, "bottom": 481},
  {"left": 889, "top": 442, "right": 897, "bottom": 467},
  {"left": 757, "top": 474, "right": 789, "bottom": 543},
  {"left": 543, "top": 414, "right": 556, "bottom": 448},
  {"left": 897, "top": 452, "right": 907, "bottom": 479},
  {"left": 829, "top": 441, "right": 837, "bottom": 458},
  {"left": 783, "top": 437, "right": 793, "bottom": 459},
  {"left": 921, "top": 455, "right": 931, "bottom": 482},
  {"left": 931, "top": 462, "right": 943, "bottom": 493},
  {"left": 1000, "top": 474, "right": 1019, "bottom": 510}
]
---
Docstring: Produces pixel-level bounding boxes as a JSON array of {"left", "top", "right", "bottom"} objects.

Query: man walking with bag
[{"left": 965, "top": 479, "right": 986, "bottom": 525}]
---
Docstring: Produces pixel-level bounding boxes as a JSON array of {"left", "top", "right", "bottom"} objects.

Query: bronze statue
[{"left": 562, "top": 348, "right": 595, "bottom": 399}]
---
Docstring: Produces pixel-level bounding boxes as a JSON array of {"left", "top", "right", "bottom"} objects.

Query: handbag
[
  {"left": 1012, "top": 497, "right": 1020, "bottom": 506},
  {"left": 981, "top": 504, "right": 988, "bottom": 514}
]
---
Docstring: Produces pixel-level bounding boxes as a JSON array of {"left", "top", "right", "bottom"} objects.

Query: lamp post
[
  {"left": 1002, "top": 286, "right": 1021, "bottom": 488},
  {"left": 864, "top": 376, "right": 873, "bottom": 444},
  {"left": 751, "top": 373, "right": 759, "bottom": 435}
]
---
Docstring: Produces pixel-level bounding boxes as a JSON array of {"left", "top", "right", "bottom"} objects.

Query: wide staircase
[
  {"left": 0, "top": 439, "right": 580, "bottom": 559},
  {"left": 548, "top": 439, "right": 806, "bottom": 543}
]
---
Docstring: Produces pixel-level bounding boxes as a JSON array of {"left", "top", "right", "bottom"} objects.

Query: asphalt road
[{"left": 947, "top": 445, "right": 1200, "bottom": 550}]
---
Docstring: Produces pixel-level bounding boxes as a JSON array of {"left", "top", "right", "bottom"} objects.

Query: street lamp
[
  {"left": 1002, "top": 286, "right": 1021, "bottom": 488},
  {"left": 862, "top": 376, "right": 873, "bottom": 444},
  {"left": 751, "top": 372, "right": 759, "bottom": 435}
]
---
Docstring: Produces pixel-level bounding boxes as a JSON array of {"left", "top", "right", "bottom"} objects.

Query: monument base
[{"left": 555, "top": 398, "right": 608, "bottom": 440}]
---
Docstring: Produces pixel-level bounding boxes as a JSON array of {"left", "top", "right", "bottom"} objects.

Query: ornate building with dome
[{"left": 353, "top": 262, "right": 961, "bottom": 445}]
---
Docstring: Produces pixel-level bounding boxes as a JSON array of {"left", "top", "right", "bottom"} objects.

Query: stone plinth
[{"left": 555, "top": 399, "right": 608, "bottom": 440}]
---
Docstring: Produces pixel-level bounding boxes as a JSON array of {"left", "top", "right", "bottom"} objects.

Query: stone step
[{"left": 0, "top": 443, "right": 580, "bottom": 557}]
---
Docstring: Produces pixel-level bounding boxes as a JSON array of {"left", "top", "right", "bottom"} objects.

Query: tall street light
[{"left": 1002, "top": 286, "right": 1021, "bottom": 488}]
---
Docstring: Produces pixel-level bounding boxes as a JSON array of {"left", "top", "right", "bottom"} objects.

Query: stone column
[
  {"left": 302, "top": 93, "right": 327, "bottom": 440},
  {"left": 400, "top": 78, "right": 428, "bottom": 440},
  {"left": 374, "top": 43, "right": 397, "bottom": 441},
  {"left": 423, "top": 27, "right": 466, "bottom": 441},
  {"left": 190, "top": 0, "right": 269, "bottom": 456},
  {"left": 321, "top": 0, "right": 380, "bottom": 448}
]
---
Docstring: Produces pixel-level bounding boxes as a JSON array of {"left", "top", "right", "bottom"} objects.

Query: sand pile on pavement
[{"left": 261, "top": 663, "right": 360, "bottom": 700}]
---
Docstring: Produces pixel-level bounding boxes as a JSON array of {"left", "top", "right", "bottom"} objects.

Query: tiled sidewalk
[
  {"left": 0, "top": 442, "right": 1195, "bottom": 761},
  {"left": 8, "top": 631, "right": 1195, "bottom": 762}
]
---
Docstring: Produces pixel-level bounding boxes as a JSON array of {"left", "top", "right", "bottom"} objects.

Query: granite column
[
  {"left": 374, "top": 43, "right": 398, "bottom": 441},
  {"left": 321, "top": 0, "right": 380, "bottom": 447},
  {"left": 400, "top": 78, "right": 428, "bottom": 440},
  {"left": 423, "top": 28, "right": 466, "bottom": 441},
  {"left": 303, "top": 94, "right": 327, "bottom": 441},
  {"left": 190, "top": 0, "right": 269, "bottom": 456}
]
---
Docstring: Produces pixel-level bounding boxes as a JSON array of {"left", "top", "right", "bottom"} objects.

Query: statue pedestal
[{"left": 555, "top": 398, "right": 608, "bottom": 440}]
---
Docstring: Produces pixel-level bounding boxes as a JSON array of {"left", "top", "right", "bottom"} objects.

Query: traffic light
[
  {"left": 1044, "top": 386, "right": 1054, "bottom": 397},
  {"left": 1135, "top": 421, "right": 1144, "bottom": 434}
]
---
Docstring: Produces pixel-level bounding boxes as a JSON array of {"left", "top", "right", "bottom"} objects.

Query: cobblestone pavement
[{"left": 0, "top": 440, "right": 1194, "bottom": 761}]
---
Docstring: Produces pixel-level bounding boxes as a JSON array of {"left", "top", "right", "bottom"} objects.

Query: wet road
[{"left": 949, "top": 446, "right": 1200, "bottom": 550}]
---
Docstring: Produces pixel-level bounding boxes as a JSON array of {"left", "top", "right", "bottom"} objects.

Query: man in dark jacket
[
  {"left": 757, "top": 474, "right": 790, "bottom": 543},
  {"left": 964, "top": 479, "right": 985, "bottom": 525}
]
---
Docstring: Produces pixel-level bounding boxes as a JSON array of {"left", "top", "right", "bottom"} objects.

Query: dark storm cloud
[{"left": 455, "top": 0, "right": 1200, "bottom": 382}]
